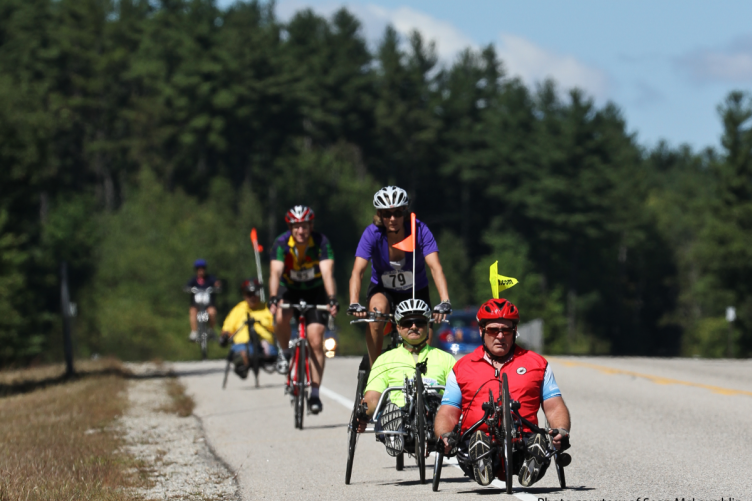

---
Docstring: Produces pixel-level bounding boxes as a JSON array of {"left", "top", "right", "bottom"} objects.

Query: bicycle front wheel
[
  {"left": 200, "top": 327, "right": 208, "bottom": 360},
  {"left": 346, "top": 369, "right": 367, "bottom": 485},
  {"left": 432, "top": 449, "right": 444, "bottom": 491},
  {"left": 294, "top": 342, "right": 306, "bottom": 430},
  {"left": 502, "top": 373, "right": 514, "bottom": 494},
  {"left": 415, "top": 372, "right": 426, "bottom": 484}
]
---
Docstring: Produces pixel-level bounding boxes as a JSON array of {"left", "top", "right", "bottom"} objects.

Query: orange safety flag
[
  {"left": 392, "top": 212, "right": 416, "bottom": 252},
  {"left": 250, "top": 228, "right": 263, "bottom": 252}
]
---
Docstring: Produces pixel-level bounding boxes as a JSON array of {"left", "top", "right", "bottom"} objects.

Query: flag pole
[
  {"left": 411, "top": 213, "right": 416, "bottom": 301},
  {"left": 250, "top": 229, "right": 266, "bottom": 302}
]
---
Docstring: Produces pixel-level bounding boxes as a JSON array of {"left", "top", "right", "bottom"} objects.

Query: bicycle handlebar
[
  {"left": 279, "top": 302, "right": 330, "bottom": 312},
  {"left": 183, "top": 286, "right": 219, "bottom": 294}
]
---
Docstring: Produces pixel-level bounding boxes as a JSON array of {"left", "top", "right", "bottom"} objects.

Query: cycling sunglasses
[
  {"left": 379, "top": 209, "right": 405, "bottom": 219},
  {"left": 398, "top": 318, "right": 429, "bottom": 328},
  {"left": 484, "top": 326, "right": 516, "bottom": 337}
]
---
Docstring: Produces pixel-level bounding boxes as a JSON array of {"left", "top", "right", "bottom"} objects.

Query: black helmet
[{"left": 241, "top": 278, "right": 261, "bottom": 295}]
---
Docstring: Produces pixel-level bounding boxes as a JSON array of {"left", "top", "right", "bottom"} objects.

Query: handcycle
[
  {"left": 345, "top": 356, "right": 445, "bottom": 486},
  {"left": 281, "top": 301, "right": 330, "bottom": 430},
  {"left": 348, "top": 310, "right": 404, "bottom": 470},
  {"left": 184, "top": 286, "right": 218, "bottom": 360},
  {"left": 221, "top": 313, "right": 282, "bottom": 389},
  {"left": 431, "top": 372, "right": 569, "bottom": 493}
]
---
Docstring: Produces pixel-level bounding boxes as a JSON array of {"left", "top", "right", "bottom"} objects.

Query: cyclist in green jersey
[
  {"left": 268, "top": 205, "right": 338, "bottom": 414},
  {"left": 357, "top": 299, "right": 456, "bottom": 454}
]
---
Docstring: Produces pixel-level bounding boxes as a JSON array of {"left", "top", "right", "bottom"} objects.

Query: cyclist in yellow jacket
[{"left": 220, "top": 279, "right": 277, "bottom": 378}]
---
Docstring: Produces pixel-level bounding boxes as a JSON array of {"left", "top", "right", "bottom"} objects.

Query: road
[{"left": 172, "top": 356, "right": 752, "bottom": 501}]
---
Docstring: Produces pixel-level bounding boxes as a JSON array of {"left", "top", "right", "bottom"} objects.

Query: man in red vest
[{"left": 434, "top": 298, "right": 571, "bottom": 487}]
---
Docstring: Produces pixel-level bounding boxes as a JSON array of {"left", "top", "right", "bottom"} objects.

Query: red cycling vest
[{"left": 453, "top": 345, "right": 549, "bottom": 433}]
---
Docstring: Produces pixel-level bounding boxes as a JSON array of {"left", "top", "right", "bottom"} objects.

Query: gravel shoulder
[{"left": 119, "top": 364, "right": 239, "bottom": 500}]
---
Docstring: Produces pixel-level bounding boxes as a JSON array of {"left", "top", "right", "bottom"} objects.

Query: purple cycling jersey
[{"left": 354, "top": 218, "right": 439, "bottom": 290}]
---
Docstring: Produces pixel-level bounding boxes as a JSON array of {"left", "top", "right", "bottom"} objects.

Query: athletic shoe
[
  {"left": 380, "top": 402, "right": 404, "bottom": 457},
  {"left": 188, "top": 330, "right": 198, "bottom": 342},
  {"left": 308, "top": 396, "right": 323, "bottom": 414},
  {"left": 275, "top": 355, "right": 289, "bottom": 374},
  {"left": 518, "top": 433, "right": 549, "bottom": 487},
  {"left": 469, "top": 430, "right": 494, "bottom": 486}
]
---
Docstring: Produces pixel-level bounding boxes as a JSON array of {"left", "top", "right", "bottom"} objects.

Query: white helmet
[
  {"left": 373, "top": 186, "right": 409, "bottom": 209},
  {"left": 394, "top": 299, "right": 432, "bottom": 323}
]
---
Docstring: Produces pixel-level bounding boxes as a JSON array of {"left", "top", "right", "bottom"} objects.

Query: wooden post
[{"left": 60, "top": 261, "right": 75, "bottom": 377}]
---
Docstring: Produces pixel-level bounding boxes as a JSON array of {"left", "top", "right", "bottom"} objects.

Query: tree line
[{"left": 1, "top": 0, "right": 751, "bottom": 364}]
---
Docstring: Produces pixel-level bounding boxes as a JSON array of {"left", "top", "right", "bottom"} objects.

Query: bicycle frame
[
  {"left": 280, "top": 301, "right": 329, "bottom": 429},
  {"left": 287, "top": 309, "right": 312, "bottom": 394}
]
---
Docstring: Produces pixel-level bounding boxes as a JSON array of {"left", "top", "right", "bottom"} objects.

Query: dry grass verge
[
  {"left": 161, "top": 377, "right": 195, "bottom": 417},
  {"left": 0, "top": 374, "right": 145, "bottom": 501},
  {"left": 0, "top": 358, "right": 130, "bottom": 397}
]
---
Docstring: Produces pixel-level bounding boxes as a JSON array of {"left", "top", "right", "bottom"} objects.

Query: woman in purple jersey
[{"left": 347, "top": 186, "right": 452, "bottom": 366}]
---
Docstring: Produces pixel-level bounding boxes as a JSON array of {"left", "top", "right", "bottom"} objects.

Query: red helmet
[
  {"left": 285, "top": 205, "right": 315, "bottom": 224},
  {"left": 476, "top": 298, "right": 520, "bottom": 325}
]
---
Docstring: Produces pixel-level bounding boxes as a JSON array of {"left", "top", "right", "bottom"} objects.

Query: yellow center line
[{"left": 548, "top": 358, "right": 752, "bottom": 398}]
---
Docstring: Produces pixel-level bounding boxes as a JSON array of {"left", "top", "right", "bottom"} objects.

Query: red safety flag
[
  {"left": 392, "top": 212, "right": 416, "bottom": 252},
  {"left": 250, "top": 228, "right": 263, "bottom": 252}
]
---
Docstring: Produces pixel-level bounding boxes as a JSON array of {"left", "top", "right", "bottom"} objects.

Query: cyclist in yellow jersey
[
  {"left": 357, "top": 299, "right": 456, "bottom": 455},
  {"left": 220, "top": 279, "right": 276, "bottom": 378}
]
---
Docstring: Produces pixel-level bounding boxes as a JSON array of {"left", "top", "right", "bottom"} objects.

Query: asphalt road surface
[{"left": 172, "top": 355, "right": 752, "bottom": 501}]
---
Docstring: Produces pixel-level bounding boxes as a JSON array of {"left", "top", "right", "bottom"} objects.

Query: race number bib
[
  {"left": 381, "top": 270, "right": 413, "bottom": 291},
  {"left": 194, "top": 291, "right": 211, "bottom": 305},
  {"left": 289, "top": 268, "right": 315, "bottom": 282}
]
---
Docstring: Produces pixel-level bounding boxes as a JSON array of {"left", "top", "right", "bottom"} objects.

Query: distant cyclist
[
  {"left": 357, "top": 299, "right": 456, "bottom": 456},
  {"left": 187, "top": 259, "right": 221, "bottom": 342},
  {"left": 348, "top": 186, "right": 451, "bottom": 366},
  {"left": 268, "top": 206, "right": 338, "bottom": 415}
]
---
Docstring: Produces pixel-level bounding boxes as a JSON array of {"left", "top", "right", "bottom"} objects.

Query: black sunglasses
[
  {"left": 398, "top": 318, "right": 428, "bottom": 328},
  {"left": 379, "top": 209, "right": 405, "bottom": 219}
]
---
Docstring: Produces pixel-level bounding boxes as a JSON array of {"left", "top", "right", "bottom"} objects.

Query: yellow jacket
[{"left": 222, "top": 301, "right": 275, "bottom": 345}]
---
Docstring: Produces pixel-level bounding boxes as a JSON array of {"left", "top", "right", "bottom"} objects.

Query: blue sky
[{"left": 221, "top": 0, "right": 752, "bottom": 151}]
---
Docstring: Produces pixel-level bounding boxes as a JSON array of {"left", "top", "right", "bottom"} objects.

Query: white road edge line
[
  {"left": 319, "top": 385, "right": 355, "bottom": 410},
  {"left": 321, "top": 385, "right": 539, "bottom": 501}
]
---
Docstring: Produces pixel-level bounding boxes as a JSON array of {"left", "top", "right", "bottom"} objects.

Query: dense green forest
[{"left": 2, "top": 0, "right": 752, "bottom": 364}]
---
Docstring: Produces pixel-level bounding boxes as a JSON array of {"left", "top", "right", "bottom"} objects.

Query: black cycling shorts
[
  {"left": 279, "top": 286, "right": 329, "bottom": 326},
  {"left": 366, "top": 283, "right": 432, "bottom": 312}
]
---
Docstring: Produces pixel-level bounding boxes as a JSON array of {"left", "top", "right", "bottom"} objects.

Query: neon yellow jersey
[
  {"left": 365, "top": 344, "right": 456, "bottom": 407},
  {"left": 222, "top": 301, "right": 275, "bottom": 345}
]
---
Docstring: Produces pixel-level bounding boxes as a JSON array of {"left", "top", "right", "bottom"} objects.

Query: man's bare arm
[
  {"left": 434, "top": 405, "right": 462, "bottom": 454},
  {"left": 268, "top": 260, "right": 285, "bottom": 314},
  {"left": 319, "top": 259, "right": 338, "bottom": 316},
  {"left": 542, "top": 396, "right": 571, "bottom": 449}
]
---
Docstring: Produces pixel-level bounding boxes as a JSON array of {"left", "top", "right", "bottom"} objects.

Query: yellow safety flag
[{"left": 489, "top": 261, "right": 518, "bottom": 299}]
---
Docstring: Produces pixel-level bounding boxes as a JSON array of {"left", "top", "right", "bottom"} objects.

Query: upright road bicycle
[
  {"left": 281, "top": 301, "right": 329, "bottom": 430},
  {"left": 184, "top": 286, "right": 217, "bottom": 360}
]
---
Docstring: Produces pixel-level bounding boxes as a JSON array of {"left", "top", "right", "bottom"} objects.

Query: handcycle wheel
[
  {"left": 415, "top": 372, "right": 426, "bottom": 484},
  {"left": 294, "top": 341, "right": 306, "bottom": 430},
  {"left": 502, "top": 373, "right": 514, "bottom": 494},
  {"left": 247, "top": 314, "right": 261, "bottom": 388},
  {"left": 432, "top": 449, "right": 444, "bottom": 491},
  {"left": 396, "top": 452, "right": 403, "bottom": 471},
  {"left": 555, "top": 455, "right": 566, "bottom": 488},
  {"left": 345, "top": 369, "right": 367, "bottom": 485},
  {"left": 221, "top": 350, "right": 232, "bottom": 389}
]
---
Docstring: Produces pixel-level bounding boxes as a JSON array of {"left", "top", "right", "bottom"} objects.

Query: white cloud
[
  {"left": 677, "top": 36, "right": 752, "bottom": 83},
  {"left": 273, "top": 1, "right": 610, "bottom": 99},
  {"left": 496, "top": 33, "right": 610, "bottom": 101},
  {"left": 364, "top": 5, "right": 476, "bottom": 62}
]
